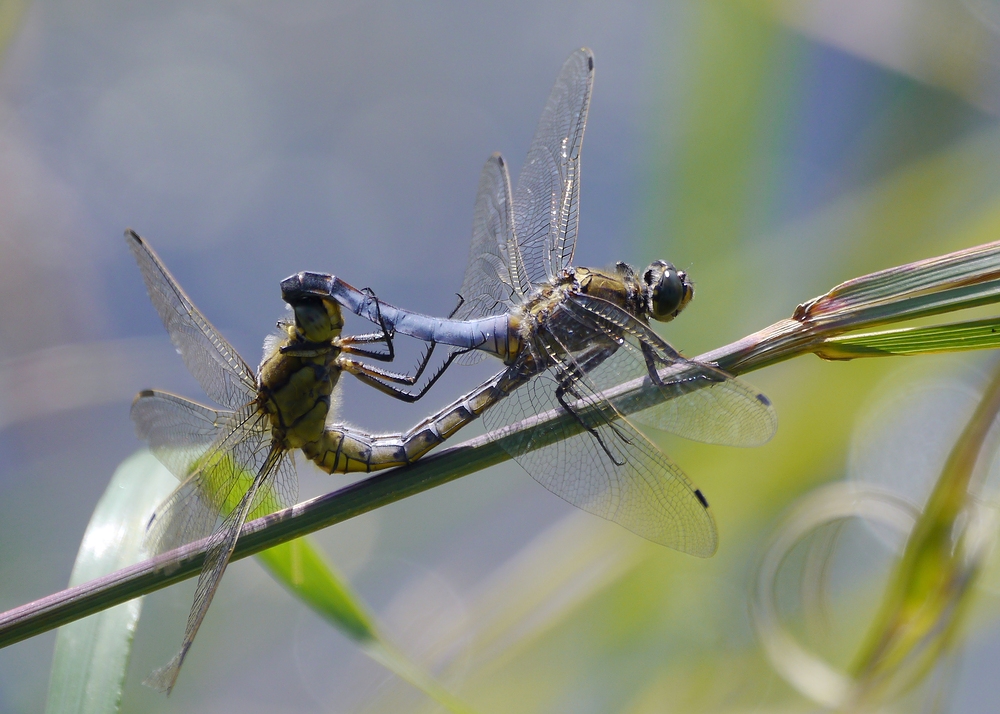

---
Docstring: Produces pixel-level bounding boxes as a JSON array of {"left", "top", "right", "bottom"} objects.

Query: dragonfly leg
[
  {"left": 340, "top": 295, "right": 443, "bottom": 392},
  {"left": 338, "top": 288, "right": 398, "bottom": 362},
  {"left": 640, "top": 340, "right": 723, "bottom": 390},
  {"left": 554, "top": 370, "right": 626, "bottom": 467},
  {"left": 341, "top": 329, "right": 393, "bottom": 346},
  {"left": 340, "top": 289, "right": 478, "bottom": 400},
  {"left": 381, "top": 292, "right": 471, "bottom": 384},
  {"left": 377, "top": 291, "right": 471, "bottom": 384},
  {"left": 641, "top": 340, "right": 674, "bottom": 387},
  {"left": 338, "top": 289, "right": 456, "bottom": 380},
  {"left": 340, "top": 346, "right": 471, "bottom": 403}
]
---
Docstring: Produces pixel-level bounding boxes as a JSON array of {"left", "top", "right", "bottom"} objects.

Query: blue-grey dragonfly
[{"left": 283, "top": 48, "right": 777, "bottom": 557}]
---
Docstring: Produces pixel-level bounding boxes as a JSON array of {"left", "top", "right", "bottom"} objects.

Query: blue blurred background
[{"left": 3, "top": 1, "right": 1000, "bottom": 712}]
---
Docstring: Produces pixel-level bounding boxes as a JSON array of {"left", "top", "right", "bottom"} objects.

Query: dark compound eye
[{"left": 645, "top": 261, "right": 693, "bottom": 322}]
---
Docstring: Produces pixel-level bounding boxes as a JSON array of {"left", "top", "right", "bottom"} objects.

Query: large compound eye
[{"left": 645, "top": 260, "right": 693, "bottom": 322}]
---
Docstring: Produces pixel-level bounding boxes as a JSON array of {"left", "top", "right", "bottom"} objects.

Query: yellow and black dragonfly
[{"left": 127, "top": 230, "right": 488, "bottom": 692}]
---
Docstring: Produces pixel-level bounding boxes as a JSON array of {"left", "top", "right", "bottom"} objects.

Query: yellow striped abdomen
[{"left": 303, "top": 372, "right": 504, "bottom": 474}]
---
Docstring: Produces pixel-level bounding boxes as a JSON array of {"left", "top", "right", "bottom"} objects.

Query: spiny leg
[
  {"left": 551, "top": 346, "right": 631, "bottom": 468},
  {"left": 337, "top": 287, "right": 398, "bottom": 362},
  {"left": 342, "top": 345, "right": 474, "bottom": 403},
  {"left": 342, "top": 340, "right": 440, "bottom": 387},
  {"left": 381, "top": 291, "right": 474, "bottom": 389},
  {"left": 340, "top": 290, "right": 474, "bottom": 401},
  {"left": 553, "top": 375, "right": 624, "bottom": 467},
  {"left": 339, "top": 288, "right": 449, "bottom": 387},
  {"left": 640, "top": 339, "right": 721, "bottom": 390},
  {"left": 350, "top": 290, "right": 470, "bottom": 384}
]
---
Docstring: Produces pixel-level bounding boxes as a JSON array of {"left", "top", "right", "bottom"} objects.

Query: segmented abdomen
[{"left": 301, "top": 371, "right": 507, "bottom": 473}]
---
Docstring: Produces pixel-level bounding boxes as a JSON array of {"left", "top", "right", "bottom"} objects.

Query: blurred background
[{"left": 3, "top": 0, "right": 1000, "bottom": 711}]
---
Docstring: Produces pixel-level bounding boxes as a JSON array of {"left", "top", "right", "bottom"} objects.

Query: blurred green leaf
[
  {"left": 204, "top": 456, "right": 477, "bottom": 711},
  {"left": 44, "top": 448, "right": 474, "bottom": 711},
  {"left": 181, "top": 454, "right": 475, "bottom": 711},
  {"left": 848, "top": 362, "right": 1000, "bottom": 701},
  {"left": 256, "top": 538, "right": 476, "bottom": 714},
  {"left": 0, "top": 0, "right": 28, "bottom": 58},
  {"left": 45, "top": 452, "right": 176, "bottom": 714},
  {"left": 816, "top": 316, "right": 1000, "bottom": 359},
  {"left": 256, "top": 539, "right": 374, "bottom": 641}
]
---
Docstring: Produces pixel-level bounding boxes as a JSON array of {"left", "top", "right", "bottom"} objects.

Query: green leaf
[
  {"left": 797, "top": 239, "right": 1000, "bottom": 329},
  {"left": 815, "top": 316, "right": 1000, "bottom": 359},
  {"left": 256, "top": 538, "right": 477, "bottom": 714},
  {"left": 45, "top": 451, "right": 176, "bottom": 714},
  {"left": 0, "top": 0, "right": 28, "bottom": 64},
  {"left": 848, "top": 362, "right": 1000, "bottom": 699},
  {"left": 255, "top": 539, "right": 375, "bottom": 642},
  {"left": 205, "top": 453, "right": 478, "bottom": 711}
]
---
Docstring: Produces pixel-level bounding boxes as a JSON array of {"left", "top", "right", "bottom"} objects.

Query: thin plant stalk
[{"left": 4, "top": 238, "right": 1000, "bottom": 648}]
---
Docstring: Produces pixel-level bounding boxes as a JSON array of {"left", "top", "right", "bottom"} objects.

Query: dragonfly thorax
[
  {"left": 257, "top": 298, "right": 344, "bottom": 450},
  {"left": 568, "top": 265, "right": 648, "bottom": 318}
]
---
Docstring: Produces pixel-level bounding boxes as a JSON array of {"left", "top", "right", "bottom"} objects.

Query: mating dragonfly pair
[{"left": 130, "top": 48, "right": 776, "bottom": 692}]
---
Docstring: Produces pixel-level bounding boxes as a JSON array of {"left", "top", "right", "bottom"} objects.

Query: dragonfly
[
  {"left": 126, "top": 229, "right": 492, "bottom": 693},
  {"left": 282, "top": 48, "right": 778, "bottom": 557}
]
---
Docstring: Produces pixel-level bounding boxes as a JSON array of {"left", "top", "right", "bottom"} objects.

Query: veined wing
[
  {"left": 452, "top": 153, "right": 522, "bottom": 365},
  {"left": 131, "top": 389, "right": 231, "bottom": 486},
  {"left": 126, "top": 230, "right": 256, "bottom": 410},
  {"left": 145, "top": 443, "right": 290, "bottom": 694},
  {"left": 562, "top": 294, "right": 778, "bottom": 447},
  {"left": 455, "top": 153, "right": 524, "bottom": 321},
  {"left": 484, "top": 332, "right": 717, "bottom": 556},
  {"left": 131, "top": 392, "right": 293, "bottom": 557},
  {"left": 512, "top": 48, "right": 594, "bottom": 286}
]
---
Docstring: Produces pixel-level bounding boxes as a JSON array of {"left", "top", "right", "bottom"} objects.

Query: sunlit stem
[{"left": 4, "top": 239, "right": 1000, "bottom": 647}]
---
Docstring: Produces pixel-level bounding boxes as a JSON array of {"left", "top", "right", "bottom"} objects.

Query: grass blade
[
  {"left": 44, "top": 452, "right": 176, "bottom": 714},
  {"left": 256, "top": 539, "right": 476, "bottom": 714},
  {"left": 816, "top": 317, "right": 1000, "bottom": 359},
  {"left": 798, "top": 239, "right": 1000, "bottom": 329},
  {"left": 256, "top": 539, "right": 375, "bottom": 641},
  {"left": 847, "top": 365, "right": 1000, "bottom": 702}
]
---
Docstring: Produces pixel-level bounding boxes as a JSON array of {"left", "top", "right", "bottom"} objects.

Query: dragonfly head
[
  {"left": 288, "top": 296, "right": 345, "bottom": 343},
  {"left": 643, "top": 261, "right": 693, "bottom": 322}
]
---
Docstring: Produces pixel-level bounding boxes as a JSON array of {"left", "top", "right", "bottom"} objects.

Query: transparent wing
[
  {"left": 130, "top": 389, "right": 231, "bottom": 484},
  {"left": 564, "top": 294, "right": 778, "bottom": 447},
  {"left": 248, "top": 446, "right": 298, "bottom": 520},
  {"left": 484, "top": 340, "right": 718, "bottom": 556},
  {"left": 137, "top": 397, "right": 286, "bottom": 558},
  {"left": 126, "top": 229, "right": 256, "bottom": 410},
  {"left": 512, "top": 48, "right": 594, "bottom": 286},
  {"left": 144, "top": 444, "right": 285, "bottom": 694},
  {"left": 450, "top": 154, "right": 522, "bottom": 365},
  {"left": 454, "top": 153, "right": 524, "bottom": 321}
]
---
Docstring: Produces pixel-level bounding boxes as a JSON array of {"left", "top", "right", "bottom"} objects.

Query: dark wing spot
[
  {"left": 756, "top": 393, "right": 772, "bottom": 407},
  {"left": 587, "top": 56, "right": 594, "bottom": 71},
  {"left": 694, "top": 489, "right": 709, "bottom": 509},
  {"left": 138, "top": 389, "right": 155, "bottom": 398},
  {"left": 498, "top": 155, "right": 505, "bottom": 167}
]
